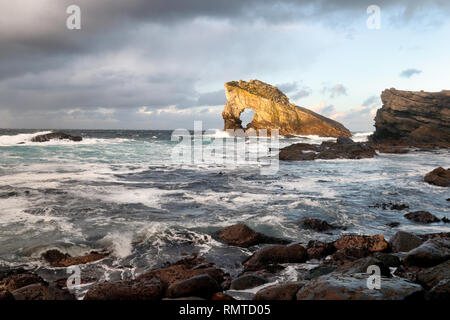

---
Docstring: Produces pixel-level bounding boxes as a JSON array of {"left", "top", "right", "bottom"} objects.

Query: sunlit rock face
[
  {"left": 371, "top": 88, "right": 450, "bottom": 145},
  {"left": 221, "top": 80, "right": 351, "bottom": 137}
]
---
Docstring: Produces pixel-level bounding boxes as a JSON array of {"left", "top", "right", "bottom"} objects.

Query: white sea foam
[
  {"left": 352, "top": 131, "right": 373, "bottom": 142},
  {"left": 0, "top": 131, "right": 132, "bottom": 147}
]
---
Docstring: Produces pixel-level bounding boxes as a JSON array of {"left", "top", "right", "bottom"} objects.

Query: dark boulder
[
  {"left": 84, "top": 278, "right": 165, "bottom": 300},
  {"left": 230, "top": 274, "right": 268, "bottom": 290},
  {"left": 167, "top": 274, "right": 220, "bottom": 299},
  {"left": 243, "top": 244, "right": 308, "bottom": 271},
  {"left": 336, "top": 256, "right": 391, "bottom": 277},
  {"left": 31, "top": 131, "right": 82, "bottom": 143},
  {"left": 137, "top": 254, "right": 227, "bottom": 287},
  {"left": 306, "top": 240, "right": 336, "bottom": 259},
  {"left": 389, "top": 231, "right": 424, "bottom": 253},
  {"left": 253, "top": 282, "right": 305, "bottom": 300},
  {"left": 216, "top": 224, "right": 289, "bottom": 248},
  {"left": 403, "top": 238, "right": 450, "bottom": 267},
  {"left": 404, "top": 211, "right": 440, "bottom": 223},
  {"left": 416, "top": 260, "right": 450, "bottom": 290},
  {"left": 424, "top": 167, "right": 450, "bottom": 187}
]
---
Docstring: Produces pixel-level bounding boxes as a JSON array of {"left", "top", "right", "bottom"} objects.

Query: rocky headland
[{"left": 370, "top": 88, "right": 450, "bottom": 148}]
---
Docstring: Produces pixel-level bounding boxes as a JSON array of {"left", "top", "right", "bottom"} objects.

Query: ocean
[{"left": 0, "top": 129, "right": 449, "bottom": 295}]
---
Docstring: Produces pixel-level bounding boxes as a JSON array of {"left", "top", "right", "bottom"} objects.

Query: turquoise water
[{"left": 0, "top": 129, "right": 448, "bottom": 288}]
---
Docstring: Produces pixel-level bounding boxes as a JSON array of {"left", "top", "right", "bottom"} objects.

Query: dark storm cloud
[{"left": 0, "top": 0, "right": 449, "bottom": 128}]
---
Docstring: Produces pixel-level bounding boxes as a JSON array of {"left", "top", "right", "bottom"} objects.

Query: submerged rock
[
  {"left": 370, "top": 88, "right": 450, "bottom": 146},
  {"left": 404, "top": 211, "right": 440, "bottom": 223},
  {"left": 42, "top": 249, "right": 107, "bottom": 267},
  {"left": 424, "top": 167, "right": 450, "bottom": 187},
  {"left": 301, "top": 218, "right": 339, "bottom": 232},
  {"left": 279, "top": 137, "right": 376, "bottom": 161},
  {"left": 216, "top": 224, "right": 289, "bottom": 248},
  {"left": 31, "top": 131, "right": 82, "bottom": 142},
  {"left": 222, "top": 80, "right": 350, "bottom": 137}
]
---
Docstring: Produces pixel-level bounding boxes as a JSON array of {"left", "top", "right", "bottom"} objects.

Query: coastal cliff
[
  {"left": 222, "top": 80, "right": 351, "bottom": 137},
  {"left": 371, "top": 88, "right": 450, "bottom": 146}
]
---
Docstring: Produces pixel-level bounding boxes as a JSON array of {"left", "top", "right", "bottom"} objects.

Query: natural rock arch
[{"left": 221, "top": 80, "right": 351, "bottom": 137}]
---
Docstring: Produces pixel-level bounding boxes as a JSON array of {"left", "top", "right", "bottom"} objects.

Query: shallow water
[{"left": 0, "top": 129, "right": 448, "bottom": 287}]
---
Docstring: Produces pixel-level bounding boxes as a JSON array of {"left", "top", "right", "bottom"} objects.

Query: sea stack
[
  {"left": 222, "top": 80, "right": 351, "bottom": 137},
  {"left": 371, "top": 88, "right": 450, "bottom": 146}
]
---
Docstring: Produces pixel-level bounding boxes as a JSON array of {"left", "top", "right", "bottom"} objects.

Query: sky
[{"left": 1, "top": 0, "right": 450, "bottom": 131}]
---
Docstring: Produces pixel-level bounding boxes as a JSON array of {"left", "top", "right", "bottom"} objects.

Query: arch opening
[{"left": 239, "top": 108, "right": 255, "bottom": 129}]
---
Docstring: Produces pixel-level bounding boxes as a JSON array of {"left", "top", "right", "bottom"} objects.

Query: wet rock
[
  {"left": 424, "top": 167, "right": 450, "bottom": 187},
  {"left": 419, "top": 232, "right": 450, "bottom": 241},
  {"left": 333, "top": 234, "right": 389, "bottom": 253},
  {"left": 306, "top": 240, "right": 336, "bottom": 259},
  {"left": 230, "top": 274, "right": 268, "bottom": 290},
  {"left": 0, "top": 272, "right": 45, "bottom": 292},
  {"left": 301, "top": 218, "right": 340, "bottom": 232},
  {"left": 84, "top": 278, "right": 165, "bottom": 300},
  {"left": 403, "top": 238, "right": 450, "bottom": 267},
  {"left": 42, "top": 249, "right": 107, "bottom": 267},
  {"left": 416, "top": 260, "right": 450, "bottom": 289},
  {"left": 243, "top": 244, "right": 308, "bottom": 271},
  {"left": 304, "top": 265, "right": 338, "bottom": 280},
  {"left": 373, "top": 253, "right": 401, "bottom": 267},
  {"left": 167, "top": 274, "right": 221, "bottom": 299},
  {"left": 404, "top": 211, "right": 440, "bottom": 223},
  {"left": 331, "top": 248, "right": 371, "bottom": 264},
  {"left": 12, "top": 283, "right": 75, "bottom": 300},
  {"left": 279, "top": 138, "right": 376, "bottom": 161},
  {"left": 137, "top": 254, "right": 227, "bottom": 286},
  {"left": 336, "top": 257, "right": 391, "bottom": 277},
  {"left": 425, "top": 279, "right": 450, "bottom": 301},
  {"left": 216, "top": 224, "right": 289, "bottom": 248},
  {"left": 296, "top": 273, "right": 423, "bottom": 300},
  {"left": 253, "top": 282, "right": 305, "bottom": 300},
  {"left": 0, "top": 289, "right": 14, "bottom": 300},
  {"left": 389, "top": 231, "right": 424, "bottom": 253},
  {"left": 386, "top": 222, "right": 400, "bottom": 228},
  {"left": 31, "top": 131, "right": 82, "bottom": 143}
]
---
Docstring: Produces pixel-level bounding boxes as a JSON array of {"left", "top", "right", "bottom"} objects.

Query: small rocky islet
[{"left": 3, "top": 80, "right": 448, "bottom": 300}]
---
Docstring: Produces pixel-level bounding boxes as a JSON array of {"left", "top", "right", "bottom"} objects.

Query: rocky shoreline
[{"left": 1, "top": 219, "right": 448, "bottom": 300}]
